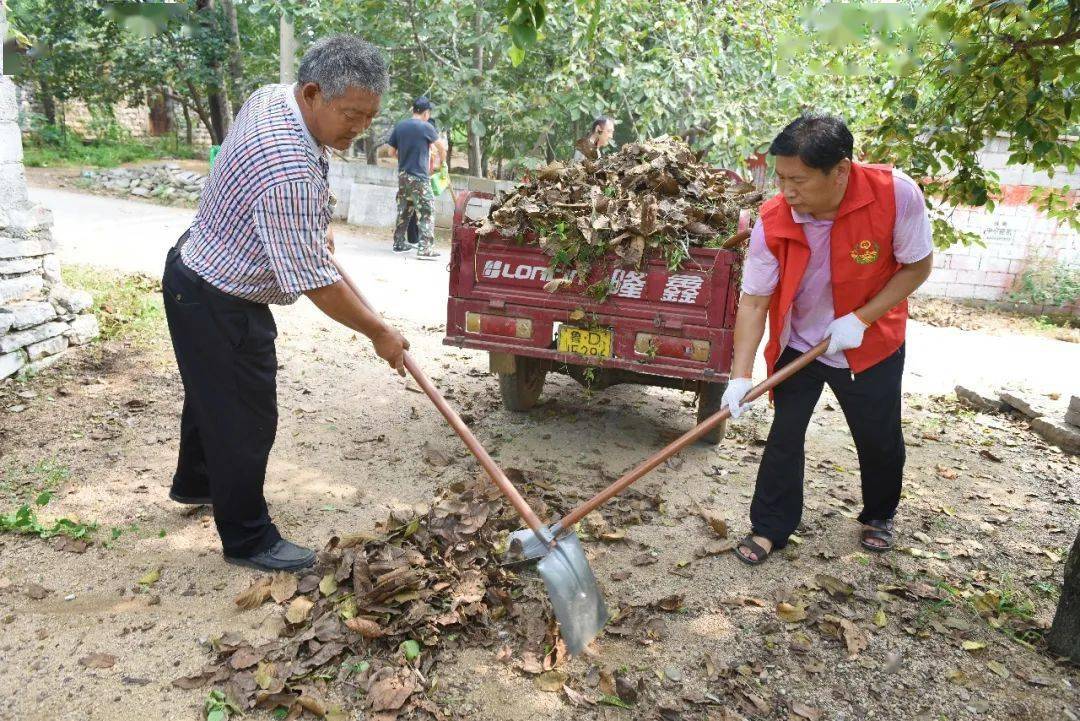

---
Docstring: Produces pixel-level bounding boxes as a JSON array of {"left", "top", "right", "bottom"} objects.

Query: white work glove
[
  {"left": 721, "top": 377, "right": 754, "bottom": 419},
  {"left": 825, "top": 312, "right": 869, "bottom": 356}
]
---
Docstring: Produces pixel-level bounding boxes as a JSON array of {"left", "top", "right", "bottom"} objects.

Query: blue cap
[{"left": 413, "top": 96, "right": 432, "bottom": 112}]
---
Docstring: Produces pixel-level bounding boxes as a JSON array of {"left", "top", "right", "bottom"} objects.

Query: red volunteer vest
[{"left": 760, "top": 162, "right": 906, "bottom": 375}]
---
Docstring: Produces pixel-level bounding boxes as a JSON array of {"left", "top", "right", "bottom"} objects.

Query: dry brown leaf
[
  {"left": 296, "top": 692, "right": 327, "bottom": 716},
  {"left": 599, "top": 668, "right": 617, "bottom": 696},
  {"left": 814, "top": 573, "right": 854, "bottom": 598},
  {"left": 172, "top": 672, "right": 213, "bottom": 690},
  {"left": 535, "top": 670, "right": 568, "bottom": 692},
  {"left": 296, "top": 574, "right": 320, "bottom": 594},
  {"left": 25, "top": 583, "right": 49, "bottom": 600},
  {"left": 319, "top": 573, "right": 338, "bottom": 597},
  {"left": 344, "top": 617, "right": 384, "bottom": 639},
  {"left": 285, "top": 596, "right": 314, "bottom": 625},
  {"left": 776, "top": 602, "right": 807, "bottom": 623},
  {"left": 791, "top": 701, "right": 823, "bottom": 720},
  {"left": 229, "top": 647, "right": 262, "bottom": 671},
  {"left": 369, "top": 671, "right": 417, "bottom": 712},
  {"left": 270, "top": 572, "right": 297, "bottom": 604},
  {"left": 839, "top": 619, "right": 868, "bottom": 658},
  {"left": 520, "top": 652, "right": 544, "bottom": 675},
  {"left": 698, "top": 539, "right": 736, "bottom": 556},
  {"left": 563, "top": 684, "right": 592, "bottom": 706},
  {"left": 235, "top": 577, "right": 273, "bottom": 611},
  {"left": 700, "top": 510, "right": 729, "bottom": 538},
  {"left": 79, "top": 653, "right": 117, "bottom": 669}
]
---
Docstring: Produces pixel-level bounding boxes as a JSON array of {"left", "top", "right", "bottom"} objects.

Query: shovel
[
  {"left": 331, "top": 258, "right": 608, "bottom": 654},
  {"left": 507, "top": 339, "right": 831, "bottom": 562}
]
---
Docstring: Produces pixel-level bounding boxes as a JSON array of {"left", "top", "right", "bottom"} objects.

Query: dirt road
[{"left": 0, "top": 185, "right": 1076, "bottom": 720}]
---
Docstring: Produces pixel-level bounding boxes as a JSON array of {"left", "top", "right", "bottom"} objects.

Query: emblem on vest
[{"left": 850, "top": 239, "right": 880, "bottom": 265}]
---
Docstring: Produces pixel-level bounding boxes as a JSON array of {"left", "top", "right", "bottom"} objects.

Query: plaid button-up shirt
[{"left": 181, "top": 84, "right": 340, "bottom": 305}]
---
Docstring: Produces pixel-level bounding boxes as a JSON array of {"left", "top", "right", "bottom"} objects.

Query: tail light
[
  {"left": 465, "top": 312, "right": 533, "bottom": 339},
  {"left": 634, "top": 333, "right": 710, "bottom": 362}
]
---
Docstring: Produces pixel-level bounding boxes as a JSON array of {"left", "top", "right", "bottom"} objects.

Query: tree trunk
[
  {"left": 221, "top": 0, "right": 244, "bottom": 116},
  {"left": 197, "top": 0, "right": 231, "bottom": 142},
  {"left": 466, "top": 3, "right": 484, "bottom": 176},
  {"left": 184, "top": 80, "right": 218, "bottom": 144},
  {"left": 480, "top": 145, "right": 489, "bottom": 179},
  {"left": 38, "top": 80, "right": 57, "bottom": 125},
  {"left": 207, "top": 93, "right": 230, "bottom": 143},
  {"left": 182, "top": 101, "right": 193, "bottom": 145},
  {"left": 365, "top": 127, "right": 377, "bottom": 165},
  {"left": 148, "top": 88, "right": 173, "bottom": 136},
  {"left": 279, "top": 12, "right": 297, "bottom": 84},
  {"left": 1048, "top": 530, "right": 1080, "bottom": 662}
]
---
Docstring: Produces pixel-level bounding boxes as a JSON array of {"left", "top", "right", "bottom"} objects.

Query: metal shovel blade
[
  {"left": 504, "top": 523, "right": 562, "bottom": 565},
  {"left": 536, "top": 531, "right": 609, "bottom": 654}
]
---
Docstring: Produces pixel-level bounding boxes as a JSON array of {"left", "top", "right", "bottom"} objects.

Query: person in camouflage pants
[{"left": 393, "top": 171, "right": 435, "bottom": 256}]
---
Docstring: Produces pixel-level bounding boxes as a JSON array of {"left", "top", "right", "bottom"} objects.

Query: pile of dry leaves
[
  {"left": 475, "top": 136, "right": 764, "bottom": 278},
  {"left": 170, "top": 468, "right": 720, "bottom": 720},
  {"left": 173, "top": 476, "right": 557, "bottom": 720}
]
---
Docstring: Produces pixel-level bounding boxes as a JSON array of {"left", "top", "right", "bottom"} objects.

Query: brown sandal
[
  {"left": 861, "top": 519, "right": 895, "bottom": 552},
  {"left": 734, "top": 535, "right": 773, "bottom": 566}
]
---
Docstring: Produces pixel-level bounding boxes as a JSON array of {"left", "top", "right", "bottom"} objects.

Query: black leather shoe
[
  {"left": 169, "top": 490, "right": 212, "bottom": 505},
  {"left": 224, "top": 539, "right": 316, "bottom": 572}
]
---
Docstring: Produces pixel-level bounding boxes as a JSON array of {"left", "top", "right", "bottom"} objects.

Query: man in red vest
[{"left": 722, "top": 114, "right": 934, "bottom": 565}]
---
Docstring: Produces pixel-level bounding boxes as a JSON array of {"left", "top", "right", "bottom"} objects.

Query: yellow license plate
[{"left": 557, "top": 326, "right": 613, "bottom": 358}]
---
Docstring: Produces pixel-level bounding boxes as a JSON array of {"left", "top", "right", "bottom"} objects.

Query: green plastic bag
[
  {"left": 209, "top": 144, "right": 221, "bottom": 169},
  {"left": 430, "top": 163, "right": 450, "bottom": 196}
]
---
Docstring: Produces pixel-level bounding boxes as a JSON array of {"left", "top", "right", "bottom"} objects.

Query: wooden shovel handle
[
  {"left": 555, "top": 339, "right": 831, "bottom": 533},
  {"left": 331, "top": 258, "right": 548, "bottom": 536}
]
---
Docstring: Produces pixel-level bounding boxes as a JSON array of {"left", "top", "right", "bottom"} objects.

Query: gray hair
[{"left": 297, "top": 34, "right": 389, "bottom": 99}]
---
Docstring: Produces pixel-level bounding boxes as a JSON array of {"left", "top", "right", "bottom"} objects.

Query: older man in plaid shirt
[{"left": 162, "top": 35, "right": 408, "bottom": 571}]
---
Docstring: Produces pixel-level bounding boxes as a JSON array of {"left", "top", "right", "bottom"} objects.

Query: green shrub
[
  {"left": 1009, "top": 259, "right": 1080, "bottom": 308},
  {"left": 22, "top": 123, "right": 202, "bottom": 169}
]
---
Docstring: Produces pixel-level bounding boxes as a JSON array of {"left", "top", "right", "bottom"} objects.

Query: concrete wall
[{"left": 328, "top": 159, "right": 513, "bottom": 230}]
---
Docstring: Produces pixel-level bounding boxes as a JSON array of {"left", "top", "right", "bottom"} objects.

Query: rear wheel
[
  {"left": 696, "top": 381, "right": 728, "bottom": 445},
  {"left": 498, "top": 355, "right": 547, "bottom": 411}
]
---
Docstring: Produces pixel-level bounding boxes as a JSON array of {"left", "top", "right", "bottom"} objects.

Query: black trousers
[
  {"left": 750, "top": 344, "right": 906, "bottom": 547},
  {"left": 162, "top": 242, "right": 282, "bottom": 557}
]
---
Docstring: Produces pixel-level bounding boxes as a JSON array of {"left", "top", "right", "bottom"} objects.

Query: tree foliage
[
  {"left": 801, "top": 0, "right": 1080, "bottom": 247},
  {"left": 7, "top": 0, "right": 1078, "bottom": 249}
]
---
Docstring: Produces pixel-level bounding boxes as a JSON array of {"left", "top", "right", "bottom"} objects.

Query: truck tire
[
  {"left": 498, "top": 356, "right": 547, "bottom": 411},
  {"left": 696, "top": 381, "right": 728, "bottom": 445}
]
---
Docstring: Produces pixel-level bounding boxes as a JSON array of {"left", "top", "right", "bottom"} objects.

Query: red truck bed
[{"left": 442, "top": 191, "right": 746, "bottom": 442}]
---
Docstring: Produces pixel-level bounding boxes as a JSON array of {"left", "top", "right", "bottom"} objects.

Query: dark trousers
[
  {"left": 162, "top": 242, "right": 282, "bottom": 557},
  {"left": 751, "top": 344, "right": 906, "bottom": 547},
  {"left": 406, "top": 212, "right": 419, "bottom": 245}
]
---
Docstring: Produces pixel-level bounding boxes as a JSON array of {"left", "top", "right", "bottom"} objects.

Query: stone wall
[
  {"left": 1, "top": 75, "right": 99, "bottom": 381},
  {"left": 81, "top": 163, "right": 207, "bottom": 205},
  {"left": 15, "top": 85, "right": 214, "bottom": 149}
]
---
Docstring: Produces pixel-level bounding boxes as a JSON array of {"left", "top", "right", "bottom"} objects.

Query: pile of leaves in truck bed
[
  {"left": 475, "top": 135, "right": 765, "bottom": 278},
  {"left": 173, "top": 476, "right": 566, "bottom": 720}
]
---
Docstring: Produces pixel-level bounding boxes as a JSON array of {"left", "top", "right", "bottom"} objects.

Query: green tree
[
  {"left": 801, "top": 0, "right": 1079, "bottom": 248},
  {"left": 7, "top": 0, "right": 130, "bottom": 127}
]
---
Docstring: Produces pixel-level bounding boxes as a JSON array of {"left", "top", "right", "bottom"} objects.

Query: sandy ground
[
  {"left": 0, "top": 182, "right": 1076, "bottom": 720},
  {"left": 1, "top": 294, "right": 1077, "bottom": 721}
]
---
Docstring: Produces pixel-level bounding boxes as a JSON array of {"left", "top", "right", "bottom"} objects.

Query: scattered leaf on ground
[{"left": 79, "top": 653, "right": 117, "bottom": 669}]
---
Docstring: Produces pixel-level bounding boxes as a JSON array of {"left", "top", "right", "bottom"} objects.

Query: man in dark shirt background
[{"left": 387, "top": 97, "right": 447, "bottom": 259}]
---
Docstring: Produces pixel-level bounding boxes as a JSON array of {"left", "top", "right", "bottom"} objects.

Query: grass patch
[
  {"left": 61, "top": 265, "right": 164, "bottom": 342},
  {"left": 0, "top": 457, "right": 71, "bottom": 499},
  {"left": 0, "top": 491, "right": 96, "bottom": 541},
  {"left": 22, "top": 126, "right": 203, "bottom": 169}
]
